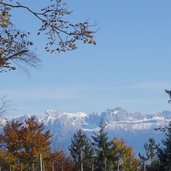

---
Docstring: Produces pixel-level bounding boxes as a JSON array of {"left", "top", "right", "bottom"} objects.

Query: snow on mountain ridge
[
  {"left": 32, "top": 107, "right": 171, "bottom": 129},
  {"left": 14, "top": 107, "right": 171, "bottom": 154},
  {"left": 20, "top": 107, "right": 171, "bottom": 124}
]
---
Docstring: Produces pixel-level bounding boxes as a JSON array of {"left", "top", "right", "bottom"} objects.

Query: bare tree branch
[
  {"left": 0, "top": 96, "right": 10, "bottom": 116},
  {"left": 0, "top": 0, "right": 96, "bottom": 72}
]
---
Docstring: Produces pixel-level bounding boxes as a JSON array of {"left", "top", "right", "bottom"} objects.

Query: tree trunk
[
  {"left": 91, "top": 161, "right": 94, "bottom": 171},
  {"left": 143, "top": 161, "right": 146, "bottom": 171},
  {"left": 61, "top": 161, "right": 64, "bottom": 171},
  {"left": 52, "top": 162, "right": 55, "bottom": 171},
  {"left": 43, "top": 162, "right": 45, "bottom": 171},
  {"left": 117, "top": 160, "right": 119, "bottom": 171},
  {"left": 80, "top": 152, "right": 83, "bottom": 171},
  {"left": 104, "top": 157, "right": 107, "bottom": 171},
  {"left": 39, "top": 153, "right": 43, "bottom": 171},
  {"left": 81, "top": 161, "right": 83, "bottom": 171},
  {"left": 32, "top": 162, "right": 34, "bottom": 171},
  {"left": 20, "top": 162, "right": 23, "bottom": 171}
]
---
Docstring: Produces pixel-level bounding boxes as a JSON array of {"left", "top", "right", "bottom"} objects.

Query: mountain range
[{"left": 1, "top": 107, "right": 171, "bottom": 155}]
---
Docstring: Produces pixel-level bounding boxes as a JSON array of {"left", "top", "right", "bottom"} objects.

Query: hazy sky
[{"left": 1, "top": 0, "right": 171, "bottom": 117}]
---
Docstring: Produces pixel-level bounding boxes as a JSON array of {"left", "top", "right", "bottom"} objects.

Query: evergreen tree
[
  {"left": 139, "top": 138, "right": 160, "bottom": 171},
  {"left": 92, "top": 120, "right": 112, "bottom": 171},
  {"left": 158, "top": 121, "right": 171, "bottom": 170},
  {"left": 69, "top": 129, "right": 93, "bottom": 171}
]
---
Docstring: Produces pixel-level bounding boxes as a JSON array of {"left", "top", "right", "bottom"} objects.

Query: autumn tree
[
  {"left": 0, "top": 116, "right": 51, "bottom": 170},
  {"left": 46, "top": 151, "right": 73, "bottom": 171},
  {"left": 0, "top": 0, "right": 96, "bottom": 72},
  {"left": 0, "top": 119, "right": 26, "bottom": 170},
  {"left": 69, "top": 129, "right": 94, "bottom": 171},
  {"left": 0, "top": 149, "right": 17, "bottom": 170},
  {"left": 112, "top": 138, "right": 138, "bottom": 171}
]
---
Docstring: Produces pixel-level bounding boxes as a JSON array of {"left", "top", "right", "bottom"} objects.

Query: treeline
[
  {"left": 138, "top": 121, "right": 171, "bottom": 171},
  {"left": 69, "top": 121, "right": 138, "bottom": 171},
  {"left": 0, "top": 117, "right": 171, "bottom": 171},
  {"left": 69, "top": 120, "right": 171, "bottom": 171}
]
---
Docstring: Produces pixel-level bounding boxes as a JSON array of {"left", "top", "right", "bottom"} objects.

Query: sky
[{"left": 1, "top": 0, "right": 171, "bottom": 117}]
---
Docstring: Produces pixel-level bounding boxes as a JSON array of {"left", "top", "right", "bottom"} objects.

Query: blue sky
[{"left": 1, "top": 0, "right": 171, "bottom": 117}]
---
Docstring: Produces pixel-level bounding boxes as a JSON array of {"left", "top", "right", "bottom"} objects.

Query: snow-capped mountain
[
  {"left": 13, "top": 108, "right": 171, "bottom": 154},
  {"left": 0, "top": 116, "right": 7, "bottom": 127}
]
